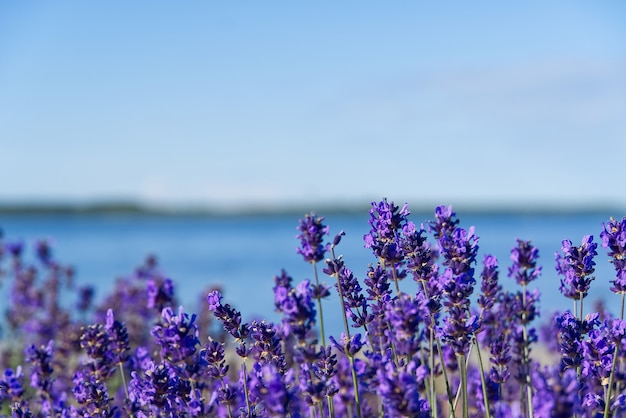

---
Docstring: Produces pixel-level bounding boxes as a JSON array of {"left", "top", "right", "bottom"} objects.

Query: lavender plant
[{"left": 1, "top": 203, "right": 626, "bottom": 417}]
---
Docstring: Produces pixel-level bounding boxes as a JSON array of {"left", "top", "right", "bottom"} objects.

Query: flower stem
[
  {"left": 603, "top": 293, "right": 625, "bottom": 418},
  {"left": 312, "top": 261, "right": 327, "bottom": 346},
  {"left": 348, "top": 354, "right": 362, "bottom": 418},
  {"left": 458, "top": 354, "right": 469, "bottom": 418}
]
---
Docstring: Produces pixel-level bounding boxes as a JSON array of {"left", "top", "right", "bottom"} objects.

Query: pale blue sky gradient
[{"left": 1, "top": 2, "right": 625, "bottom": 210}]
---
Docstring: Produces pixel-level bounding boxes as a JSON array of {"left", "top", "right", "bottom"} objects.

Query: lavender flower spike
[
  {"left": 508, "top": 239, "right": 542, "bottom": 286},
  {"left": 556, "top": 235, "right": 597, "bottom": 301},
  {"left": 296, "top": 212, "right": 330, "bottom": 264},
  {"left": 601, "top": 217, "right": 626, "bottom": 295}
]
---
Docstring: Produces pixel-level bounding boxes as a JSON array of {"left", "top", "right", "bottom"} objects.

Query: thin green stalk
[
  {"left": 458, "top": 354, "right": 469, "bottom": 418},
  {"left": 603, "top": 293, "right": 625, "bottom": 418},
  {"left": 521, "top": 285, "right": 535, "bottom": 418},
  {"left": 312, "top": 261, "right": 327, "bottom": 346},
  {"left": 348, "top": 354, "right": 363, "bottom": 418},
  {"left": 418, "top": 280, "right": 454, "bottom": 417},
  {"left": 118, "top": 362, "right": 129, "bottom": 400},
  {"left": 327, "top": 394, "right": 335, "bottom": 418},
  {"left": 429, "top": 327, "right": 438, "bottom": 418},
  {"left": 242, "top": 360, "right": 251, "bottom": 416},
  {"left": 435, "top": 334, "right": 455, "bottom": 417},
  {"left": 474, "top": 337, "right": 492, "bottom": 418},
  {"left": 390, "top": 262, "right": 401, "bottom": 294}
]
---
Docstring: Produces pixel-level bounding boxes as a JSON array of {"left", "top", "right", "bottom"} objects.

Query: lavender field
[{"left": 0, "top": 201, "right": 625, "bottom": 417}]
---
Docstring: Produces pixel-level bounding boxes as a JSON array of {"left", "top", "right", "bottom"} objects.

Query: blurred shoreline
[{"left": 0, "top": 200, "right": 623, "bottom": 217}]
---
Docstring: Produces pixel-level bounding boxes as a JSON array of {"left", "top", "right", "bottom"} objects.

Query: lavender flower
[
  {"left": 555, "top": 311, "right": 583, "bottom": 371},
  {"left": 24, "top": 340, "right": 55, "bottom": 394},
  {"left": 429, "top": 205, "right": 460, "bottom": 241},
  {"left": 601, "top": 217, "right": 626, "bottom": 294},
  {"left": 296, "top": 212, "right": 330, "bottom": 264},
  {"left": 146, "top": 277, "right": 175, "bottom": 311},
  {"left": 207, "top": 290, "right": 249, "bottom": 341},
  {"left": 364, "top": 199, "right": 409, "bottom": 265},
  {"left": 508, "top": 239, "right": 542, "bottom": 286},
  {"left": 72, "top": 370, "right": 118, "bottom": 417},
  {"left": 151, "top": 306, "right": 200, "bottom": 365},
  {"left": 375, "top": 357, "right": 430, "bottom": 417},
  {"left": 555, "top": 235, "right": 597, "bottom": 300},
  {"left": 330, "top": 333, "right": 364, "bottom": 357},
  {"left": 0, "top": 366, "right": 25, "bottom": 402},
  {"left": 478, "top": 254, "right": 500, "bottom": 311},
  {"left": 438, "top": 226, "right": 479, "bottom": 275},
  {"left": 273, "top": 279, "right": 317, "bottom": 343},
  {"left": 105, "top": 309, "right": 130, "bottom": 366}
]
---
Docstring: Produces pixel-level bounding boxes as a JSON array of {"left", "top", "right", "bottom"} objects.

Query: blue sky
[{"left": 1, "top": 2, "right": 625, "bottom": 210}]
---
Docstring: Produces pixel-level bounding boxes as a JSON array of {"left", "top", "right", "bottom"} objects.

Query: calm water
[{"left": 0, "top": 210, "right": 623, "bottom": 338}]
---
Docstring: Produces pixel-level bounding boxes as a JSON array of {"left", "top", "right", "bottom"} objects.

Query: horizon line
[{"left": 0, "top": 199, "right": 624, "bottom": 217}]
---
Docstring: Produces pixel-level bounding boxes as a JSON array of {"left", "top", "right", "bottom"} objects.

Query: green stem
[
  {"left": 459, "top": 354, "right": 469, "bottom": 418},
  {"left": 327, "top": 394, "right": 335, "bottom": 418},
  {"left": 331, "top": 247, "right": 351, "bottom": 338},
  {"left": 242, "top": 360, "right": 251, "bottom": 415},
  {"left": 474, "top": 337, "right": 492, "bottom": 418},
  {"left": 118, "top": 362, "right": 129, "bottom": 400},
  {"left": 390, "top": 262, "right": 401, "bottom": 294},
  {"left": 312, "top": 261, "right": 327, "bottom": 346},
  {"left": 603, "top": 293, "right": 625, "bottom": 418},
  {"left": 521, "top": 285, "right": 535, "bottom": 418},
  {"left": 348, "top": 354, "right": 362, "bottom": 418},
  {"left": 418, "top": 280, "right": 454, "bottom": 417},
  {"left": 430, "top": 327, "right": 437, "bottom": 418}
]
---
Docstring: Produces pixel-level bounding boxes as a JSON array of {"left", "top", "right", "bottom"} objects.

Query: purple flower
[
  {"left": 0, "top": 366, "right": 25, "bottom": 401},
  {"left": 532, "top": 366, "right": 581, "bottom": 417},
  {"left": 76, "top": 285, "right": 95, "bottom": 313},
  {"left": 203, "top": 338, "right": 229, "bottom": 380},
  {"left": 72, "top": 370, "right": 117, "bottom": 417},
  {"left": 556, "top": 235, "right": 597, "bottom": 300},
  {"left": 488, "top": 333, "right": 511, "bottom": 384},
  {"left": 364, "top": 199, "right": 409, "bottom": 265},
  {"left": 151, "top": 306, "right": 200, "bottom": 364},
  {"left": 5, "top": 241, "right": 24, "bottom": 258},
  {"left": 249, "top": 363, "right": 299, "bottom": 416},
  {"left": 207, "top": 290, "right": 248, "bottom": 340},
  {"left": 429, "top": 205, "right": 460, "bottom": 241},
  {"left": 438, "top": 226, "right": 479, "bottom": 275},
  {"left": 555, "top": 311, "right": 583, "bottom": 370},
  {"left": 129, "top": 361, "right": 178, "bottom": 414},
  {"left": 274, "top": 279, "right": 316, "bottom": 343},
  {"left": 80, "top": 322, "right": 116, "bottom": 380},
  {"left": 478, "top": 254, "right": 501, "bottom": 311},
  {"left": 508, "top": 239, "right": 542, "bottom": 286},
  {"left": 146, "top": 277, "right": 175, "bottom": 311},
  {"left": 24, "top": 341, "right": 54, "bottom": 393},
  {"left": 296, "top": 212, "right": 330, "bottom": 264},
  {"left": 401, "top": 221, "right": 438, "bottom": 284},
  {"left": 330, "top": 333, "right": 364, "bottom": 357},
  {"left": 375, "top": 357, "right": 430, "bottom": 417},
  {"left": 384, "top": 293, "right": 428, "bottom": 356},
  {"left": 104, "top": 309, "right": 130, "bottom": 366},
  {"left": 580, "top": 327, "right": 613, "bottom": 384},
  {"left": 601, "top": 217, "right": 626, "bottom": 294}
]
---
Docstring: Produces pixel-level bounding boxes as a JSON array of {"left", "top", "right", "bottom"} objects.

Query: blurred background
[{"left": 1, "top": 1, "right": 625, "bottom": 334}]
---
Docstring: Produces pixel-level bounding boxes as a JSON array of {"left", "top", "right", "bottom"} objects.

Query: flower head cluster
[
  {"left": 601, "top": 217, "right": 626, "bottom": 294},
  {"left": 4, "top": 204, "right": 626, "bottom": 417},
  {"left": 151, "top": 306, "right": 200, "bottom": 364},
  {"left": 273, "top": 277, "right": 317, "bottom": 343},
  {"left": 556, "top": 235, "right": 597, "bottom": 300},
  {"left": 296, "top": 212, "right": 330, "bottom": 264},
  {"left": 508, "top": 239, "right": 542, "bottom": 286},
  {"left": 364, "top": 199, "right": 409, "bottom": 264}
]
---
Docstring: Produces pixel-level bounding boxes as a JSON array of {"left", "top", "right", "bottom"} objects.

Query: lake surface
[{"left": 0, "top": 209, "right": 623, "bottom": 338}]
